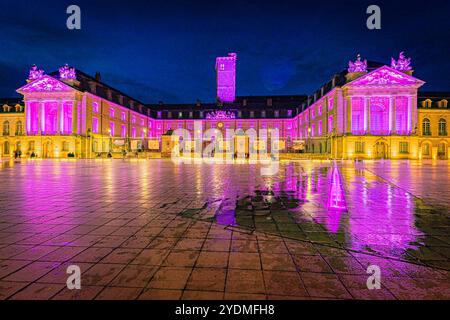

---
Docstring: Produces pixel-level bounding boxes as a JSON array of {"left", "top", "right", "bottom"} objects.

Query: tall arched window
[
  {"left": 422, "top": 118, "right": 431, "bottom": 136},
  {"left": 16, "top": 121, "right": 23, "bottom": 135},
  {"left": 438, "top": 118, "right": 447, "bottom": 136},
  {"left": 3, "top": 121, "right": 10, "bottom": 136}
]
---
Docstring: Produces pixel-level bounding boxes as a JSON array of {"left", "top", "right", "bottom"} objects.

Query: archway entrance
[
  {"left": 3, "top": 141, "right": 10, "bottom": 156},
  {"left": 374, "top": 141, "right": 387, "bottom": 159},
  {"left": 422, "top": 142, "right": 432, "bottom": 159},
  {"left": 438, "top": 142, "right": 447, "bottom": 160},
  {"left": 43, "top": 141, "right": 52, "bottom": 158}
]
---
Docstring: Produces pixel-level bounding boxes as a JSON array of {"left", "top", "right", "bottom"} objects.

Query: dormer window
[{"left": 274, "top": 110, "right": 279, "bottom": 118}]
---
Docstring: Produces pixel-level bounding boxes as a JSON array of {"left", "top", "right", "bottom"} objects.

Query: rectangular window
[
  {"left": 355, "top": 142, "right": 365, "bottom": 153},
  {"left": 121, "top": 112, "right": 126, "bottom": 121},
  {"left": 399, "top": 142, "right": 409, "bottom": 154},
  {"left": 329, "top": 98, "right": 333, "bottom": 110},
  {"left": 157, "top": 111, "right": 162, "bottom": 119},
  {"left": 110, "top": 108, "right": 115, "bottom": 118},
  {"left": 132, "top": 116, "right": 136, "bottom": 124},
  {"left": 132, "top": 127, "right": 136, "bottom": 138},
  {"left": 318, "top": 120, "right": 322, "bottom": 136},
  {"left": 318, "top": 106, "right": 322, "bottom": 116},
  {"left": 92, "top": 117, "right": 99, "bottom": 134},
  {"left": 92, "top": 102, "right": 99, "bottom": 113},
  {"left": 311, "top": 124, "right": 315, "bottom": 137},
  {"left": 140, "top": 119, "right": 145, "bottom": 126},
  {"left": 121, "top": 125, "right": 126, "bottom": 138},
  {"left": 328, "top": 116, "right": 333, "bottom": 133},
  {"left": 274, "top": 111, "right": 279, "bottom": 118}
]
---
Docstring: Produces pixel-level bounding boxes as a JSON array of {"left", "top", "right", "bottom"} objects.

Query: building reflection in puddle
[{"left": 253, "top": 162, "right": 424, "bottom": 260}]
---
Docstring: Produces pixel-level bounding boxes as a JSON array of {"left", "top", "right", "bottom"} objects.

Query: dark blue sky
[{"left": 1, "top": 0, "right": 450, "bottom": 103}]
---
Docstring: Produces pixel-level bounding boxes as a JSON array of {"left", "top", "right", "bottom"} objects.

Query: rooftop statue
[
  {"left": 348, "top": 54, "right": 367, "bottom": 73},
  {"left": 28, "top": 64, "right": 44, "bottom": 80},
  {"left": 59, "top": 64, "right": 77, "bottom": 79},
  {"left": 391, "top": 51, "right": 412, "bottom": 71}
]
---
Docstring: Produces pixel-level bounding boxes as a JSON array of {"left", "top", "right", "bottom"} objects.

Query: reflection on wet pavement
[{"left": 0, "top": 159, "right": 449, "bottom": 300}]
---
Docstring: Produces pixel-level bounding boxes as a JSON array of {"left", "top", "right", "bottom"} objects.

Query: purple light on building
[{"left": 216, "top": 53, "right": 237, "bottom": 103}]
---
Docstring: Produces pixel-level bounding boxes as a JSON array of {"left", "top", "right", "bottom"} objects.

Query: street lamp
[{"left": 143, "top": 128, "right": 147, "bottom": 152}]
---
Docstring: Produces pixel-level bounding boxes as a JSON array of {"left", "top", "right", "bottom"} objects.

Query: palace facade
[{"left": 0, "top": 52, "right": 449, "bottom": 160}]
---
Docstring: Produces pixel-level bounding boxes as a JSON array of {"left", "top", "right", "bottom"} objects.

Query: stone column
[
  {"left": 364, "top": 97, "right": 370, "bottom": 134},
  {"left": 345, "top": 97, "right": 352, "bottom": 134},
  {"left": 72, "top": 100, "right": 78, "bottom": 135},
  {"left": 57, "top": 100, "right": 62, "bottom": 134},
  {"left": 39, "top": 101, "right": 45, "bottom": 134},
  {"left": 390, "top": 97, "right": 396, "bottom": 134},
  {"left": 408, "top": 95, "right": 413, "bottom": 133}
]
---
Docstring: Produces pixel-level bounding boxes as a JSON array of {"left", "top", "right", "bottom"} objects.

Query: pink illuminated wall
[
  {"left": 216, "top": 53, "right": 237, "bottom": 103},
  {"left": 351, "top": 97, "right": 364, "bottom": 134},
  {"left": 61, "top": 101, "right": 73, "bottom": 134},
  {"left": 43, "top": 102, "right": 58, "bottom": 134},
  {"left": 370, "top": 97, "right": 389, "bottom": 135},
  {"left": 27, "top": 102, "right": 39, "bottom": 134},
  {"left": 395, "top": 96, "right": 408, "bottom": 134}
]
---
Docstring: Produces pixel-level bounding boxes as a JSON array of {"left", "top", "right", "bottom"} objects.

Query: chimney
[{"left": 95, "top": 72, "right": 101, "bottom": 82}]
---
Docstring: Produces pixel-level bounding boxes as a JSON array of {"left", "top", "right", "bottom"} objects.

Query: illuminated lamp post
[
  {"left": 143, "top": 128, "right": 147, "bottom": 152},
  {"left": 308, "top": 127, "right": 311, "bottom": 153},
  {"left": 107, "top": 128, "right": 112, "bottom": 156}
]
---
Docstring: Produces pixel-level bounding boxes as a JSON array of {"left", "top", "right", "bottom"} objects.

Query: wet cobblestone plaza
[{"left": 0, "top": 159, "right": 449, "bottom": 300}]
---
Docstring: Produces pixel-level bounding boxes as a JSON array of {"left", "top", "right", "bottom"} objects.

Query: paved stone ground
[{"left": 0, "top": 159, "right": 449, "bottom": 300}]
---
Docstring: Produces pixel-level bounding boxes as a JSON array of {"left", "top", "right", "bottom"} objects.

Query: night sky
[{"left": 1, "top": 0, "right": 450, "bottom": 103}]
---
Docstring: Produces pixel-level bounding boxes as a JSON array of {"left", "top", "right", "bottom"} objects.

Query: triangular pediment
[
  {"left": 17, "top": 75, "right": 75, "bottom": 93},
  {"left": 346, "top": 66, "right": 425, "bottom": 87}
]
